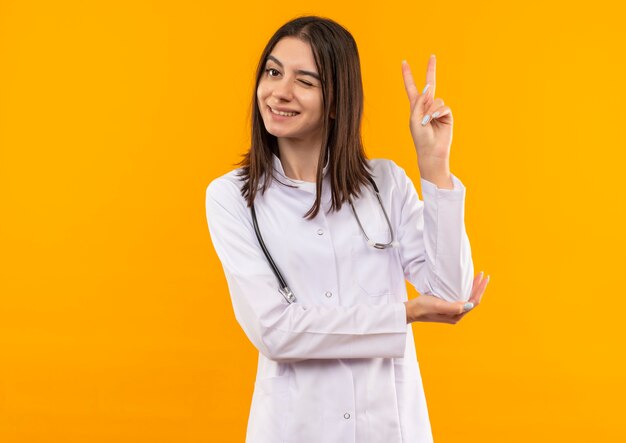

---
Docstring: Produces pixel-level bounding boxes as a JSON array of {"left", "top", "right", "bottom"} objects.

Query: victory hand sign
[{"left": 402, "top": 55, "right": 454, "bottom": 189}]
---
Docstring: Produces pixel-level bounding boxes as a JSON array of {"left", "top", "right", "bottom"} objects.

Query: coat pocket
[{"left": 350, "top": 229, "right": 395, "bottom": 298}]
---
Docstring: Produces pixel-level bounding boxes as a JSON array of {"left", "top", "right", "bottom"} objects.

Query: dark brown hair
[{"left": 236, "top": 15, "right": 373, "bottom": 220}]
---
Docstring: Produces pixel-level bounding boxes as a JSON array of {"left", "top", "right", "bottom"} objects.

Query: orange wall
[{"left": 1, "top": 1, "right": 625, "bottom": 441}]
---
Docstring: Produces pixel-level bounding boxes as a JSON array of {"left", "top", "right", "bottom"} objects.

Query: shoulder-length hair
[{"left": 236, "top": 15, "right": 374, "bottom": 220}]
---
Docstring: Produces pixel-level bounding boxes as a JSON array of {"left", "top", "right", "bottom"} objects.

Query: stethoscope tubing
[{"left": 250, "top": 175, "right": 395, "bottom": 304}]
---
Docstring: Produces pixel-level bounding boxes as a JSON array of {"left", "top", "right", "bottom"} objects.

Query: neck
[{"left": 277, "top": 138, "right": 324, "bottom": 183}]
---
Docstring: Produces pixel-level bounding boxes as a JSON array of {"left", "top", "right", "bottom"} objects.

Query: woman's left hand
[{"left": 401, "top": 55, "right": 453, "bottom": 165}]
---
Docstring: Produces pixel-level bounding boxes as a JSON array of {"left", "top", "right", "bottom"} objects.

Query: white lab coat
[{"left": 205, "top": 152, "right": 474, "bottom": 443}]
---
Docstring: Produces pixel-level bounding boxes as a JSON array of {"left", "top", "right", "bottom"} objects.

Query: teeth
[{"left": 270, "top": 107, "right": 298, "bottom": 117}]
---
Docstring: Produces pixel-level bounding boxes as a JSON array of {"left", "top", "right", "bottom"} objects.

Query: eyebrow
[{"left": 266, "top": 55, "right": 321, "bottom": 81}]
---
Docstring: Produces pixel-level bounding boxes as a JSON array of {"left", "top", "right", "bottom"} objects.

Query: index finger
[
  {"left": 401, "top": 60, "right": 419, "bottom": 105},
  {"left": 425, "top": 54, "right": 436, "bottom": 97}
]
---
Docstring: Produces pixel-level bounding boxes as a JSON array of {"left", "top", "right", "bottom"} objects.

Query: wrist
[
  {"left": 418, "top": 155, "right": 449, "bottom": 175},
  {"left": 403, "top": 301, "right": 413, "bottom": 324}
]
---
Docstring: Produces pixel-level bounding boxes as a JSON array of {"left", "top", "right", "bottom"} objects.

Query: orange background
[{"left": 1, "top": 1, "right": 625, "bottom": 441}]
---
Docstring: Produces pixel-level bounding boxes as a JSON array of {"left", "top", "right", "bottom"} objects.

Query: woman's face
[{"left": 256, "top": 37, "right": 325, "bottom": 144}]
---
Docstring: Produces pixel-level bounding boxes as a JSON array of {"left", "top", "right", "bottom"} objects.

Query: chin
[{"left": 264, "top": 125, "right": 298, "bottom": 139}]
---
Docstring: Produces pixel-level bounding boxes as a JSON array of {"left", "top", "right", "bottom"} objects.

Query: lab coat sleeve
[
  {"left": 389, "top": 161, "right": 474, "bottom": 302},
  {"left": 205, "top": 177, "right": 408, "bottom": 363}
]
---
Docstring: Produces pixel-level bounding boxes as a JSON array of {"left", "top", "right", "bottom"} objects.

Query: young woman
[{"left": 205, "top": 15, "right": 490, "bottom": 443}]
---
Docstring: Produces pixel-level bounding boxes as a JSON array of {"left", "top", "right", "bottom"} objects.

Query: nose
[{"left": 271, "top": 77, "right": 294, "bottom": 101}]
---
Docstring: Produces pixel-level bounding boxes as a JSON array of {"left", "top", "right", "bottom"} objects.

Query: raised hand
[{"left": 401, "top": 55, "right": 453, "bottom": 169}]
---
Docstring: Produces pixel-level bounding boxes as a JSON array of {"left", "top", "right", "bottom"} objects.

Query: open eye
[{"left": 265, "top": 68, "right": 280, "bottom": 77}]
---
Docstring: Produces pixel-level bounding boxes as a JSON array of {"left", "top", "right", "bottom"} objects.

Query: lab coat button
[
  {"left": 325, "top": 291, "right": 333, "bottom": 298},
  {"left": 344, "top": 412, "right": 351, "bottom": 419},
  {"left": 317, "top": 228, "right": 324, "bottom": 235}
]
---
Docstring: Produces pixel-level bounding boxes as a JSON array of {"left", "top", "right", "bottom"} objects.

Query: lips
[
  {"left": 268, "top": 106, "right": 300, "bottom": 117},
  {"left": 269, "top": 105, "right": 299, "bottom": 113}
]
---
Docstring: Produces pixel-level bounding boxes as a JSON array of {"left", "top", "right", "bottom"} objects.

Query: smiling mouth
[{"left": 268, "top": 106, "right": 300, "bottom": 117}]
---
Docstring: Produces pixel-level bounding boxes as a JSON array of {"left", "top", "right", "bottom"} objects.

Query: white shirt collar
[{"left": 271, "top": 152, "right": 329, "bottom": 193}]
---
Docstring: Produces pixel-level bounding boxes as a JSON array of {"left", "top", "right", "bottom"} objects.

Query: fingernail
[
  {"left": 432, "top": 111, "right": 440, "bottom": 118},
  {"left": 463, "top": 302, "right": 474, "bottom": 311},
  {"left": 422, "top": 84, "right": 430, "bottom": 94},
  {"left": 479, "top": 271, "right": 484, "bottom": 277},
  {"left": 421, "top": 114, "right": 431, "bottom": 126},
  {"left": 402, "top": 59, "right": 407, "bottom": 65}
]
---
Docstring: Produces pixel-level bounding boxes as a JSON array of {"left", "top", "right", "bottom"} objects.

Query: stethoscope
[{"left": 250, "top": 175, "right": 398, "bottom": 304}]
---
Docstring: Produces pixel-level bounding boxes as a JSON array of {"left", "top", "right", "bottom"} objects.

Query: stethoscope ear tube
[
  {"left": 251, "top": 203, "right": 297, "bottom": 303},
  {"left": 350, "top": 175, "right": 397, "bottom": 250}
]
